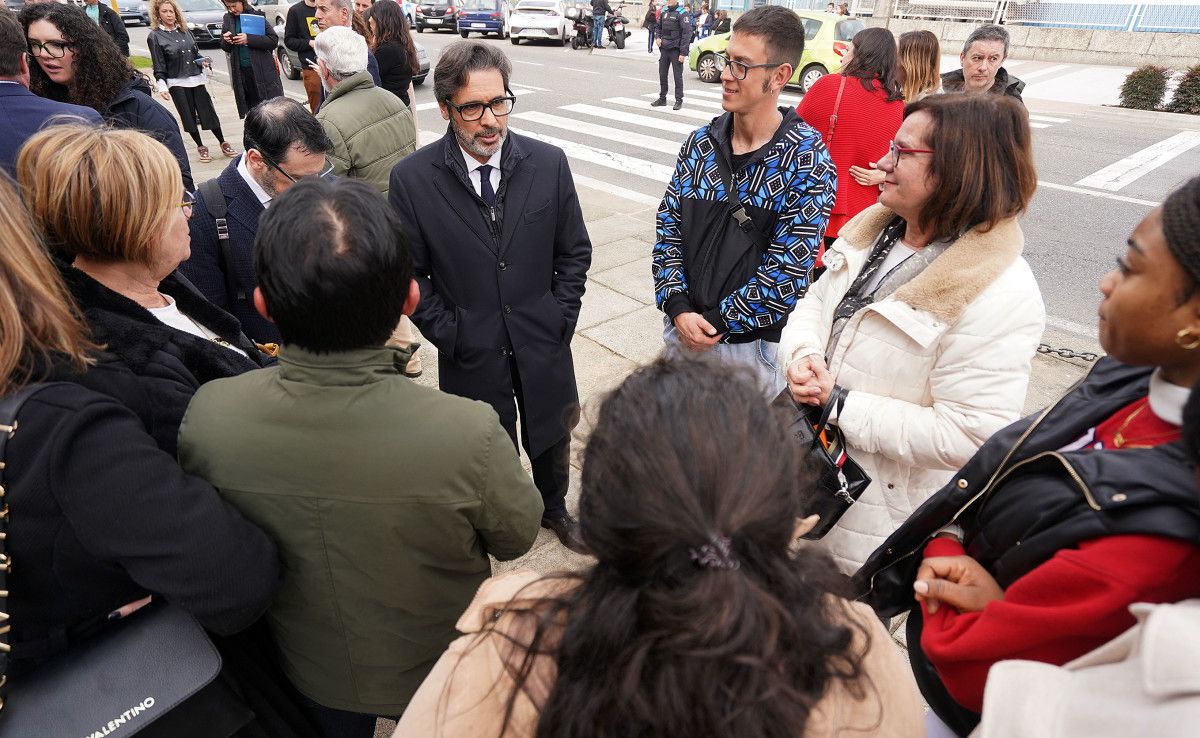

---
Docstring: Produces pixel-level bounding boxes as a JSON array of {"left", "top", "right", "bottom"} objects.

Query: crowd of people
[{"left": 0, "top": 1, "right": 1198, "bottom": 737}]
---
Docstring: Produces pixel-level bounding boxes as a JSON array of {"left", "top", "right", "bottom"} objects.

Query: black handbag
[
  {"left": 773, "top": 385, "right": 872, "bottom": 540},
  {"left": 0, "top": 383, "right": 223, "bottom": 737}
]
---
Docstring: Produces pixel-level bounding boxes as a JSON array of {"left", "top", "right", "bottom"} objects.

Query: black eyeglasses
[
  {"left": 245, "top": 137, "right": 335, "bottom": 182},
  {"left": 27, "top": 38, "right": 75, "bottom": 59},
  {"left": 712, "top": 52, "right": 783, "bottom": 81},
  {"left": 444, "top": 94, "right": 517, "bottom": 122}
]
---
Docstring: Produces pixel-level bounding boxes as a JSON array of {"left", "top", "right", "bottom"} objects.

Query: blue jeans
[
  {"left": 647, "top": 27, "right": 655, "bottom": 51},
  {"left": 593, "top": 14, "right": 604, "bottom": 46},
  {"left": 662, "top": 317, "right": 786, "bottom": 398}
]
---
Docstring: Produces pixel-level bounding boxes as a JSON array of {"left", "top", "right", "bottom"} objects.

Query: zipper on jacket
[
  {"left": 488, "top": 205, "right": 500, "bottom": 243},
  {"left": 976, "top": 450, "right": 1102, "bottom": 513}
]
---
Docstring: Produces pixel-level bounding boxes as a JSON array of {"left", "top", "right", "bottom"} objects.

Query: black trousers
[
  {"left": 494, "top": 357, "right": 570, "bottom": 518},
  {"left": 658, "top": 48, "right": 684, "bottom": 102},
  {"left": 238, "top": 63, "right": 262, "bottom": 111}
]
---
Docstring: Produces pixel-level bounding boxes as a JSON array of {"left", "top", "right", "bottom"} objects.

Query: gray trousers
[{"left": 662, "top": 317, "right": 785, "bottom": 399}]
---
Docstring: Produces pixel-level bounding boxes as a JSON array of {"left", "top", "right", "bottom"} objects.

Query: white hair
[{"left": 314, "top": 26, "right": 368, "bottom": 80}]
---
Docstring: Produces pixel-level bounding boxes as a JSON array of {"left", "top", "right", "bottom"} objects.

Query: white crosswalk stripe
[
  {"left": 684, "top": 87, "right": 803, "bottom": 106},
  {"left": 512, "top": 111, "right": 683, "bottom": 154},
  {"left": 509, "top": 127, "right": 675, "bottom": 182},
  {"left": 604, "top": 96, "right": 720, "bottom": 122},
  {"left": 560, "top": 104, "right": 698, "bottom": 136}
]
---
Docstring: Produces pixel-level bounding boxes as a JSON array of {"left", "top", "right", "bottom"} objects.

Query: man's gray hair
[
  {"left": 433, "top": 40, "right": 511, "bottom": 104},
  {"left": 315, "top": 25, "right": 367, "bottom": 80},
  {"left": 962, "top": 23, "right": 1009, "bottom": 57},
  {"left": 326, "top": 0, "right": 352, "bottom": 15}
]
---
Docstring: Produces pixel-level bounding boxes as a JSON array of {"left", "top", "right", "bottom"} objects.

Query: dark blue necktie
[{"left": 477, "top": 164, "right": 496, "bottom": 206}]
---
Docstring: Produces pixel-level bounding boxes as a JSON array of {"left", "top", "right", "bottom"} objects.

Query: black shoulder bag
[
  {"left": 0, "top": 383, "right": 222, "bottom": 737},
  {"left": 773, "top": 386, "right": 871, "bottom": 540},
  {"left": 197, "top": 178, "right": 249, "bottom": 310}
]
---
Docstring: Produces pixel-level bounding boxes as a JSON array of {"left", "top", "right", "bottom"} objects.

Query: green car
[{"left": 688, "top": 10, "right": 863, "bottom": 93}]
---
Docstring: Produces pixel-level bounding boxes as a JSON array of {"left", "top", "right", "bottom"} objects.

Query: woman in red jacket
[{"left": 797, "top": 27, "right": 904, "bottom": 253}]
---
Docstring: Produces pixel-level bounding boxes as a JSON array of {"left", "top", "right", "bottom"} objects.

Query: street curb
[
  {"left": 132, "top": 45, "right": 310, "bottom": 105},
  {"left": 1092, "top": 103, "right": 1200, "bottom": 126}
]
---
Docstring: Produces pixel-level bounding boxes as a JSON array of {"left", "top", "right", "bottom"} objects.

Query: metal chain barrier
[{"left": 1037, "top": 343, "right": 1100, "bottom": 363}]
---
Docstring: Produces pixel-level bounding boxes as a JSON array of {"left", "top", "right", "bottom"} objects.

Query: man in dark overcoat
[{"left": 389, "top": 41, "right": 591, "bottom": 552}]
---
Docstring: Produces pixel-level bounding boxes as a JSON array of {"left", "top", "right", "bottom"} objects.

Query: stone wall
[{"left": 864, "top": 17, "right": 1200, "bottom": 68}]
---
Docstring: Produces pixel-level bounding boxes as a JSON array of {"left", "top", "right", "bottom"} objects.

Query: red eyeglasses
[{"left": 889, "top": 140, "right": 935, "bottom": 161}]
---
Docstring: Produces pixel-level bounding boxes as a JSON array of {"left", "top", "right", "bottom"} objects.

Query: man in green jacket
[
  {"left": 314, "top": 26, "right": 416, "bottom": 194},
  {"left": 177, "top": 177, "right": 544, "bottom": 732}
]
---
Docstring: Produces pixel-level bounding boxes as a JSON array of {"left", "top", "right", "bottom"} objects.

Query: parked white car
[{"left": 508, "top": 0, "right": 572, "bottom": 46}]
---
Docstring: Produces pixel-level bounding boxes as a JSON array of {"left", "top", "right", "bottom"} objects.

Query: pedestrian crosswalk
[{"left": 420, "top": 83, "right": 1073, "bottom": 208}]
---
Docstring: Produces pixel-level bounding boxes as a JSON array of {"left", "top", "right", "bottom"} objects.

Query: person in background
[
  {"left": 654, "top": 6, "right": 834, "bottom": 397},
  {"left": 590, "top": 0, "right": 610, "bottom": 49},
  {"left": 898, "top": 29, "right": 941, "bottom": 102},
  {"left": 780, "top": 94, "right": 1045, "bottom": 576},
  {"left": 838, "top": 2, "right": 850, "bottom": 15},
  {"left": 643, "top": 0, "right": 655, "bottom": 53},
  {"left": 20, "top": 2, "right": 194, "bottom": 190},
  {"left": 858, "top": 176, "right": 1200, "bottom": 738},
  {"left": 389, "top": 41, "right": 593, "bottom": 553},
  {"left": 183, "top": 97, "right": 334, "bottom": 346},
  {"left": 221, "top": 0, "right": 284, "bottom": 118},
  {"left": 178, "top": 176, "right": 545, "bottom": 738},
  {"left": 82, "top": 0, "right": 128, "bottom": 54},
  {"left": 354, "top": 0, "right": 372, "bottom": 14},
  {"left": 797, "top": 27, "right": 903, "bottom": 252},
  {"left": 0, "top": 8, "right": 100, "bottom": 176},
  {"left": 825, "top": 1, "right": 835, "bottom": 11},
  {"left": 0, "top": 172, "right": 282, "bottom": 738},
  {"left": 694, "top": 2, "right": 710, "bottom": 38},
  {"left": 315, "top": 0, "right": 381, "bottom": 85},
  {"left": 651, "top": 0, "right": 690, "bottom": 109},
  {"left": 710, "top": 9, "right": 729, "bottom": 34},
  {"left": 364, "top": 0, "right": 416, "bottom": 107},
  {"left": 394, "top": 355, "right": 924, "bottom": 738},
  {"left": 149, "top": 0, "right": 234, "bottom": 164},
  {"left": 284, "top": 0, "right": 321, "bottom": 112},
  {"left": 942, "top": 23, "right": 1024, "bottom": 101},
  {"left": 17, "top": 124, "right": 271, "bottom": 456},
  {"left": 314, "top": 26, "right": 414, "bottom": 193}
]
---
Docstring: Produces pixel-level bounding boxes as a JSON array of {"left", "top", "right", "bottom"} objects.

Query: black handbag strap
[
  {"left": 812, "top": 385, "right": 848, "bottom": 442},
  {"left": 0, "top": 382, "right": 68, "bottom": 710}
]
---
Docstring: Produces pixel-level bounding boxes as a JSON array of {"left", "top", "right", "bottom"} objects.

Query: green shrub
[
  {"left": 130, "top": 55, "right": 153, "bottom": 70},
  {"left": 1166, "top": 64, "right": 1200, "bottom": 115},
  {"left": 1119, "top": 65, "right": 1170, "bottom": 110}
]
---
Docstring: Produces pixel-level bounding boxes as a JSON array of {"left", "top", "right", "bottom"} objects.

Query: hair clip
[{"left": 689, "top": 536, "right": 740, "bottom": 571}]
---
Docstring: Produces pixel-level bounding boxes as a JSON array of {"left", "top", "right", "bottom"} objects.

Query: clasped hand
[
  {"left": 913, "top": 554, "right": 1004, "bottom": 615},
  {"left": 672, "top": 312, "right": 722, "bottom": 351},
  {"left": 786, "top": 354, "right": 834, "bottom": 407}
]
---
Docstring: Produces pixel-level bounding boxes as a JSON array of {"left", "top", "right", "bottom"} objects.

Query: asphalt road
[{"left": 128, "top": 25, "right": 1200, "bottom": 350}]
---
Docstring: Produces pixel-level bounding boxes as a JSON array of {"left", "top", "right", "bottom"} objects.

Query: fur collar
[{"left": 836, "top": 203, "right": 1024, "bottom": 324}]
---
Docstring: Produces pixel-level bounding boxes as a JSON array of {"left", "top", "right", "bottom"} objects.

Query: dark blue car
[{"left": 457, "top": 0, "right": 510, "bottom": 38}]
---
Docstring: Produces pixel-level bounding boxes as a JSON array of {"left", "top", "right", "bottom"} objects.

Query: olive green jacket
[
  {"left": 177, "top": 345, "right": 543, "bottom": 715},
  {"left": 316, "top": 70, "right": 417, "bottom": 194}
]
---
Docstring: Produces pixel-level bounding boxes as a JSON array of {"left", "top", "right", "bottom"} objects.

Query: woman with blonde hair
[
  {"left": 17, "top": 125, "right": 271, "bottom": 456},
  {"left": 898, "top": 30, "right": 941, "bottom": 102},
  {"left": 0, "top": 171, "right": 281, "bottom": 736},
  {"left": 148, "top": 0, "right": 235, "bottom": 163}
]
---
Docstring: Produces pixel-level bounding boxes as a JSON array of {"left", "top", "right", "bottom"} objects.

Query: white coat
[{"left": 778, "top": 204, "right": 1045, "bottom": 573}]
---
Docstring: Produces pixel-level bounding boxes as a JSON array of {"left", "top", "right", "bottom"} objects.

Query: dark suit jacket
[
  {"left": 0, "top": 83, "right": 102, "bottom": 176},
  {"left": 181, "top": 156, "right": 279, "bottom": 344},
  {"left": 96, "top": 2, "right": 130, "bottom": 56},
  {"left": 388, "top": 130, "right": 592, "bottom": 457}
]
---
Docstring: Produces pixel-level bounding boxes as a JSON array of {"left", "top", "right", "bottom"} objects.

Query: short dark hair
[
  {"left": 243, "top": 97, "right": 332, "bottom": 164},
  {"left": 731, "top": 5, "right": 804, "bottom": 69},
  {"left": 433, "top": 40, "right": 511, "bottom": 103},
  {"left": 254, "top": 178, "right": 413, "bottom": 353},
  {"left": 842, "top": 27, "right": 902, "bottom": 102},
  {"left": 0, "top": 9, "right": 24, "bottom": 78},
  {"left": 962, "top": 23, "right": 1009, "bottom": 57},
  {"left": 904, "top": 94, "right": 1037, "bottom": 243}
]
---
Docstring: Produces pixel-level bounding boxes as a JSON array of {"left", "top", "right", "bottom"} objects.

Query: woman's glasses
[{"left": 27, "top": 39, "right": 75, "bottom": 59}]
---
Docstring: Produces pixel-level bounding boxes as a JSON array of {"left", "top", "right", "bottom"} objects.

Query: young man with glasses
[
  {"left": 653, "top": 4, "right": 835, "bottom": 397},
  {"left": 182, "top": 97, "right": 333, "bottom": 345},
  {"left": 388, "top": 41, "right": 593, "bottom": 554}
]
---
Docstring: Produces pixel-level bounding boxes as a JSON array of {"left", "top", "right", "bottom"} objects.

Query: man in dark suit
[
  {"left": 389, "top": 41, "right": 592, "bottom": 553},
  {"left": 183, "top": 97, "right": 332, "bottom": 344},
  {"left": 0, "top": 9, "right": 101, "bottom": 176},
  {"left": 83, "top": 0, "right": 129, "bottom": 56}
]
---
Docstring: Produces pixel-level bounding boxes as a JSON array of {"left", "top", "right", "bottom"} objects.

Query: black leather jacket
[{"left": 147, "top": 27, "right": 205, "bottom": 85}]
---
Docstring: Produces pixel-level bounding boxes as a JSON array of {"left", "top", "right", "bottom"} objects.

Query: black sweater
[
  {"left": 283, "top": 0, "right": 318, "bottom": 65},
  {"left": 374, "top": 40, "right": 413, "bottom": 106}
]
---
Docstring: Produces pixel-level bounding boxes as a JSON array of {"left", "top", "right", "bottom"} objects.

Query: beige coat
[
  {"left": 973, "top": 599, "right": 1200, "bottom": 738},
  {"left": 393, "top": 569, "right": 924, "bottom": 738},
  {"left": 778, "top": 204, "right": 1045, "bottom": 573}
]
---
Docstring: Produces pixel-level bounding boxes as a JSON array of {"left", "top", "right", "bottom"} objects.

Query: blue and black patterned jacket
[{"left": 652, "top": 107, "right": 835, "bottom": 343}]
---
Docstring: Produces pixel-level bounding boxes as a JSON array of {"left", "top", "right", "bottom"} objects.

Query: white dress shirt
[
  {"left": 458, "top": 145, "right": 502, "bottom": 199},
  {"left": 236, "top": 154, "right": 274, "bottom": 208}
]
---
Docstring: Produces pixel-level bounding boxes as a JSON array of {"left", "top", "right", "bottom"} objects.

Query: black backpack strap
[
  {"left": 710, "top": 144, "right": 754, "bottom": 233},
  {"left": 196, "top": 178, "right": 248, "bottom": 305},
  {"left": 0, "top": 382, "right": 71, "bottom": 711}
]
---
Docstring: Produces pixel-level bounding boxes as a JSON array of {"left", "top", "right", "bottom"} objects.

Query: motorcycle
[
  {"left": 570, "top": 7, "right": 592, "bottom": 49},
  {"left": 604, "top": 7, "right": 628, "bottom": 49}
]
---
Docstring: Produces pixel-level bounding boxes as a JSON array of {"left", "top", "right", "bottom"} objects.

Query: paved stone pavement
[{"left": 153, "top": 77, "right": 1091, "bottom": 737}]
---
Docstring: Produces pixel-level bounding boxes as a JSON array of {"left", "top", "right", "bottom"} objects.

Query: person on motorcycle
[{"left": 591, "top": 0, "right": 611, "bottom": 48}]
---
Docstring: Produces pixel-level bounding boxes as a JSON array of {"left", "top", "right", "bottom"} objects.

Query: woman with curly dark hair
[
  {"left": 364, "top": 0, "right": 417, "bottom": 107},
  {"left": 394, "top": 355, "right": 923, "bottom": 738},
  {"left": 20, "top": 2, "right": 194, "bottom": 191}
]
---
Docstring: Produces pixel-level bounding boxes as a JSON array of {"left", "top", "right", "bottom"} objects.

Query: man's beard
[{"left": 451, "top": 119, "right": 506, "bottom": 159}]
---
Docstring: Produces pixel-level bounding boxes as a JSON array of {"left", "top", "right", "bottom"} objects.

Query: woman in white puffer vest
[{"left": 779, "top": 93, "right": 1046, "bottom": 574}]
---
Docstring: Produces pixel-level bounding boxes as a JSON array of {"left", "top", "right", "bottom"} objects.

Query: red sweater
[{"left": 796, "top": 74, "right": 903, "bottom": 239}]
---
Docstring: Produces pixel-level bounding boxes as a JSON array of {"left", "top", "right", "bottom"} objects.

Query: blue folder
[{"left": 240, "top": 13, "right": 266, "bottom": 36}]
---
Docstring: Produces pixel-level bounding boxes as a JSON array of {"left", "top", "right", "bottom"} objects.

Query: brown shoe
[
  {"left": 220, "top": 142, "right": 237, "bottom": 158},
  {"left": 541, "top": 512, "right": 587, "bottom": 554},
  {"left": 196, "top": 145, "right": 212, "bottom": 163}
]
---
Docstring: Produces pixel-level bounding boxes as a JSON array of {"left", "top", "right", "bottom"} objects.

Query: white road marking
[
  {"left": 1037, "top": 179, "right": 1160, "bottom": 207},
  {"left": 561, "top": 66, "right": 601, "bottom": 75},
  {"left": 1029, "top": 114, "right": 1070, "bottom": 123},
  {"left": 620, "top": 75, "right": 652, "bottom": 82},
  {"left": 573, "top": 174, "right": 662, "bottom": 206},
  {"left": 1020, "top": 64, "right": 1073, "bottom": 81},
  {"left": 642, "top": 92, "right": 725, "bottom": 110},
  {"left": 509, "top": 127, "right": 674, "bottom": 181},
  {"left": 560, "top": 104, "right": 698, "bottom": 135},
  {"left": 513, "top": 60, "right": 544, "bottom": 66},
  {"left": 1074, "top": 131, "right": 1200, "bottom": 192},
  {"left": 1030, "top": 122, "right": 1051, "bottom": 129},
  {"left": 605, "top": 96, "right": 718, "bottom": 122},
  {"left": 685, "top": 87, "right": 803, "bottom": 106},
  {"left": 1045, "top": 315, "right": 1100, "bottom": 341},
  {"left": 513, "top": 111, "right": 683, "bottom": 154}
]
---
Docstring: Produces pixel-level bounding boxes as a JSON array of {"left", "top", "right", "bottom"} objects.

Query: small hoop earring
[{"left": 1177, "top": 328, "right": 1200, "bottom": 350}]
